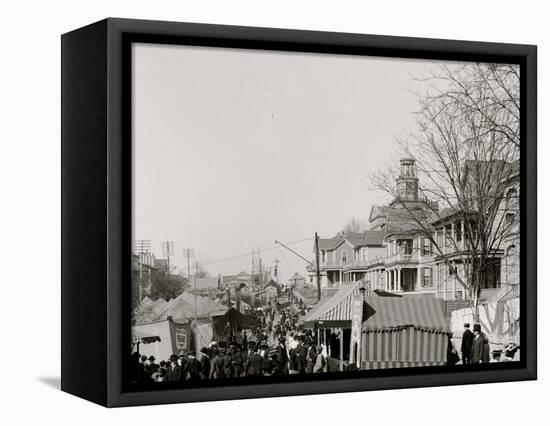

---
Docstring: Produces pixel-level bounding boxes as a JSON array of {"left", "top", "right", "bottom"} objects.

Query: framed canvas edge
[{"left": 72, "top": 18, "right": 536, "bottom": 407}]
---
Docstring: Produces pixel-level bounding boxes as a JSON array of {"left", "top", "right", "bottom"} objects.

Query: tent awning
[
  {"left": 213, "top": 308, "right": 260, "bottom": 334},
  {"left": 362, "top": 296, "right": 450, "bottom": 333},
  {"left": 302, "top": 281, "right": 365, "bottom": 328},
  {"left": 132, "top": 330, "right": 161, "bottom": 344}
]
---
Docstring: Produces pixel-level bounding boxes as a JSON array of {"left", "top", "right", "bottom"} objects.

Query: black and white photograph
[
  {"left": 3, "top": 0, "right": 546, "bottom": 422},
  {"left": 129, "top": 44, "right": 521, "bottom": 385}
]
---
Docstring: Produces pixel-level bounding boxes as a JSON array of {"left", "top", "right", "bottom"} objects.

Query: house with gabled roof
[{"left": 316, "top": 230, "right": 386, "bottom": 287}]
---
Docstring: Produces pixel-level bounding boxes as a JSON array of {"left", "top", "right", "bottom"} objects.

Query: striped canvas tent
[
  {"left": 360, "top": 296, "right": 450, "bottom": 369},
  {"left": 303, "top": 281, "right": 369, "bottom": 328}
]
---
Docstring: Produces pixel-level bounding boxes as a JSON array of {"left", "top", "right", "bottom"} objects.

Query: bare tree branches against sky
[
  {"left": 369, "top": 62, "right": 520, "bottom": 316},
  {"left": 132, "top": 43, "right": 471, "bottom": 281}
]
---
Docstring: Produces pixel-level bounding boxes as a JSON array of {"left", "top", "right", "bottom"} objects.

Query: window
[
  {"left": 176, "top": 328, "right": 187, "bottom": 350},
  {"left": 399, "top": 239, "right": 413, "bottom": 255},
  {"left": 455, "top": 222, "right": 462, "bottom": 242},
  {"left": 421, "top": 237, "right": 432, "bottom": 256},
  {"left": 321, "top": 251, "right": 326, "bottom": 263},
  {"left": 362, "top": 248, "right": 368, "bottom": 262},
  {"left": 422, "top": 267, "right": 432, "bottom": 287},
  {"left": 505, "top": 213, "right": 515, "bottom": 226},
  {"left": 341, "top": 250, "right": 348, "bottom": 263}
]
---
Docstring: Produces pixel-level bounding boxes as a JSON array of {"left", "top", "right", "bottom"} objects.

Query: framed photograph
[{"left": 61, "top": 18, "right": 536, "bottom": 407}]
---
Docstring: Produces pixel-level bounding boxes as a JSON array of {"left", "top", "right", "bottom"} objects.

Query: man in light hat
[{"left": 313, "top": 346, "right": 326, "bottom": 373}]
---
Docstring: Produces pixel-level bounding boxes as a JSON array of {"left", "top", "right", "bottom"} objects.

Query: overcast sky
[{"left": 132, "top": 43, "right": 444, "bottom": 282}]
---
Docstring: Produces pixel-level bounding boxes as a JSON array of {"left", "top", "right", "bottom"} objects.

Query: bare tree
[
  {"left": 342, "top": 217, "right": 368, "bottom": 233},
  {"left": 371, "top": 63, "right": 520, "bottom": 320}
]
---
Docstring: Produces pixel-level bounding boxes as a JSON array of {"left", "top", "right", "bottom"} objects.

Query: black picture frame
[{"left": 61, "top": 17, "right": 537, "bottom": 407}]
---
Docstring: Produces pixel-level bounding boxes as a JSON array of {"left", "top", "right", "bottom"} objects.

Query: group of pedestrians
[
  {"left": 448, "top": 322, "right": 515, "bottom": 365},
  {"left": 130, "top": 327, "right": 330, "bottom": 384}
]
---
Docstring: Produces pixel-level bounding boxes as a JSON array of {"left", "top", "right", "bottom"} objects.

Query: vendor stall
[
  {"left": 359, "top": 296, "right": 450, "bottom": 369},
  {"left": 213, "top": 307, "right": 260, "bottom": 344},
  {"left": 302, "top": 281, "right": 369, "bottom": 370}
]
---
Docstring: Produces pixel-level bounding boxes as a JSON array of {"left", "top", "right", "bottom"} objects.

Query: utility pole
[
  {"left": 183, "top": 248, "right": 194, "bottom": 281},
  {"left": 259, "top": 256, "right": 263, "bottom": 288},
  {"left": 251, "top": 247, "right": 255, "bottom": 276},
  {"left": 274, "top": 259, "right": 280, "bottom": 284},
  {"left": 274, "top": 237, "right": 321, "bottom": 302},
  {"left": 161, "top": 241, "right": 174, "bottom": 272},
  {"left": 133, "top": 240, "right": 151, "bottom": 303},
  {"left": 315, "top": 232, "right": 321, "bottom": 302}
]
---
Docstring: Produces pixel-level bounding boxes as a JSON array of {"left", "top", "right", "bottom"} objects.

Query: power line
[{"left": 201, "top": 237, "right": 314, "bottom": 266}]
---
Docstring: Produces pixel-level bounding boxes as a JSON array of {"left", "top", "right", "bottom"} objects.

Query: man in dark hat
[
  {"left": 166, "top": 354, "right": 182, "bottom": 382},
  {"left": 223, "top": 346, "right": 233, "bottom": 378},
  {"left": 130, "top": 352, "right": 141, "bottom": 384},
  {"left": 144, "top": 355, "right": 158, "bottom": 382},
  {"left": 177, "top": 353, "right": 188, "bottom": 382},
  {"left": 211, "top": 349, "right": 226, "bottom": 379},
  {"left": 296, "top": 335, "right": 308, "bottom": 375},
  {"left": 199, "top": 347, "right": 210, "bottom": 380},
  {"left": 230, "top": 343, "right": 244, "bottom": 378},
  {"left": 186, "top": 352, "right": 201, "bottom": 381},
  {"left": 471, "top": 323, "right": 490, "bottom": 364},
  {"left": 461, "top": 323, "right": 474, "bottom": 365},
  {"left": 275, "top": 336, "right": 289, "bottom": 374},
  {"left": 245, "top": 342, "right": 263, "bottom": 377}
]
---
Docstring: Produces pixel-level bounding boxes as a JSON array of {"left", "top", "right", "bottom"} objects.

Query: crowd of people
[
  {"left": 131, "top": 307, "right": 520, "bottom": 384},
  {"left": 130, "top": 329, "right": 330, "bottom": 384}
]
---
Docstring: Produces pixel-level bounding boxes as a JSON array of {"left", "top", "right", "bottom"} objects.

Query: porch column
[
  {"left": 417, "top": 267, "right": 422, "bottom": 291},
  {"left": 339, "top": 270, "right": 342, "bottom": 285},
  {"left": 452, "top": 262, "right": 457, "bottom": 297},
  {"left": 451, "top": 222, "right": 455, "bottom": 239},
  {"left": 397, "top": 268, "right": 402, "bottom": 292},
  {"left": 444, "top": 264, "right": 448, "bottom": 299}
]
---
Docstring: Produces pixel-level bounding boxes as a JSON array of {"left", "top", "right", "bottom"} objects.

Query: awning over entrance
[
  {"left": 303, "top": 281, "right": 365, "bottom": 328},
  {"left": 362, "top": 296, "right": 450, "bottom": 333}
]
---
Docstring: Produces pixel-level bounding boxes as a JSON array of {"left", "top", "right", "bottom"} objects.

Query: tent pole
[{"left": 339, "top": 328, "right": 344, "bottom": 371}]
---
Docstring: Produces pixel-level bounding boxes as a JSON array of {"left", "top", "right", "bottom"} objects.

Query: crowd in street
[
  {"left": 130, "top": 309, "right": 520, "bottom": 384},
  {"left": 130, "top": 329, "right": 329, "bottom": 384}
]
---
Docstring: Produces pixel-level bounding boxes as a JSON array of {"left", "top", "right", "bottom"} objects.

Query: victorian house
[
  {"left": 366, "top": 159, "right": 438, "bottom": 295},
  {"left": 315, "top": 230, "right": 386, "bottom": 288},
  {"left": 315, "top": 158, "right": 519, "bottom": 302}
]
